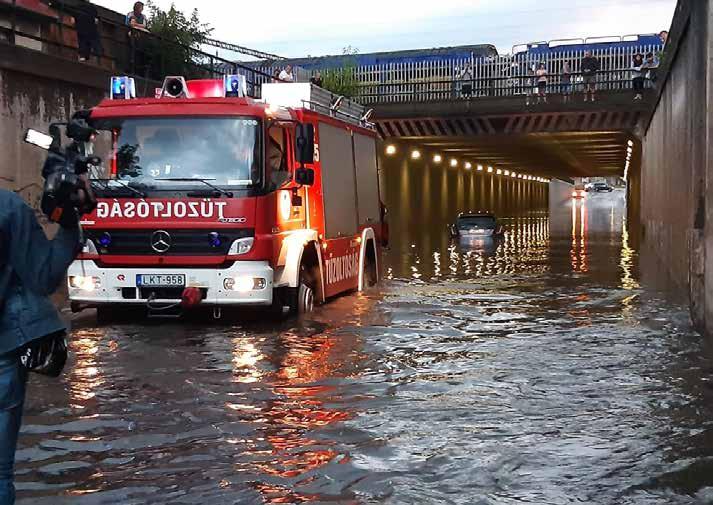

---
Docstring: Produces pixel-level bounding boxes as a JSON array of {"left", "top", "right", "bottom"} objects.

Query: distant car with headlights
[{"left": 449, "top": 212, "right": 504, "bottom": 238}]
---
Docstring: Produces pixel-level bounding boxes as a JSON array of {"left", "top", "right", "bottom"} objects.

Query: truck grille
[{"left": 86, "top": 229, "right": 254, "bottom": 256}]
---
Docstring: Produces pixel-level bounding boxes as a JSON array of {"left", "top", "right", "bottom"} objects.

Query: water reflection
[{"left": 16, "top": 190, "right": 713, "bottom": 505}]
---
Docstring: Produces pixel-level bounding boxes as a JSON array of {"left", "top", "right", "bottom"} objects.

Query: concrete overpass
[{"left": 370, "top": 93, "right": 650, "bottom": 180}]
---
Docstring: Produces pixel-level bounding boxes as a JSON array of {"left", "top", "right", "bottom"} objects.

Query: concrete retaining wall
[
  {"left": 0, "top": 42, "right": 107, "bottom": 200},
  {"left": 640, "top": 0, "right": 712, "bottom": 334}
]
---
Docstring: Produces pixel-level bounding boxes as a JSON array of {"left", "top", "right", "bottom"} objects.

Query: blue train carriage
[{"left": 251, "top": 44, "right": 498, "bottom": 92}]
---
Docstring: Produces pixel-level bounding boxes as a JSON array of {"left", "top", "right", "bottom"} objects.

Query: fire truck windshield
[{"left": 90, "top": 117, "right": 261, "bottom": 190}]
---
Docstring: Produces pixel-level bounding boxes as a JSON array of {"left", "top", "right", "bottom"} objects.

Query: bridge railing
[
  {"left": 0, "top": 0, "right": 273, "bottom": 96},
  {"left": 351, "top": 43, "right": 662, "bottom": 104},
  {"left": 356, "top": 69, "right": 656, "bottom": 104}
]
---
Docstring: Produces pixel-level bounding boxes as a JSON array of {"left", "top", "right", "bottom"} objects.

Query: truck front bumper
[{"left": 67, "top": 260, "right": 274, "bottom": 307}]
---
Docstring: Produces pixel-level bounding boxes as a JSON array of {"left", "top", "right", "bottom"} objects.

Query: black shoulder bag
[{"left": 0, "top": 244, "right": 68, "bottom": 378}]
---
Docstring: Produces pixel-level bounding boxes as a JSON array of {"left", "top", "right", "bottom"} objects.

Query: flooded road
[{"left": 16, "top": 190, "right": 713, "bottom": 504}]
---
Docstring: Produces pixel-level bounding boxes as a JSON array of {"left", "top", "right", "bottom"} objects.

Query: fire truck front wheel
[{"left": 276, "top": 265, "right": 318, "bottom": 317}]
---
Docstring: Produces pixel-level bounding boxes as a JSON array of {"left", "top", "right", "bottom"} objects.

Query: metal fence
[{"left": 353, "top": 43, "right": 662, "bottom": 103}]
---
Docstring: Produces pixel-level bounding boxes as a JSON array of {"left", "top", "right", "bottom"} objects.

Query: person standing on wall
[
  {"left": 74, "top": 0, "right": 102, "bottom": 63},
  {"left": 581, "top": 50, "right": 600, "bottom": 102}
]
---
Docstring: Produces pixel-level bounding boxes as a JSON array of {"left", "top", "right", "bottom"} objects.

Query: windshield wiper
[
  {"left": 156, "top": 178, "right": 234, "bottom": 198},
  {"left": 91, "top": 178, "right": 147, "bottom": 198}
]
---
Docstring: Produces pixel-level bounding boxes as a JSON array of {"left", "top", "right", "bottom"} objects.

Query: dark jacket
[
  {"left": 74, "top": 3, "right": 99, "bottom": 37},
  {"left": 0, "top": 190, "right": 80, "bottom": 356},
  {"left": 581, "top": 56, "right": 600, "bottom": 76}
]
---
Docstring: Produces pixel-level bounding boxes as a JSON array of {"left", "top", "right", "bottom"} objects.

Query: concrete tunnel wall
[
  {"left": 639, "top": 0, "right": 713, "bottom": 335},
  {"left": 0, "top": 44, "right": 107, "bottom": 210},
  {"left": 378, "top": 151, "right": 549, "bottom": 250}
]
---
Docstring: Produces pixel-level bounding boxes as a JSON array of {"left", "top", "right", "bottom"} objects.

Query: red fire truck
[{"left": 67, "top": 75, "right": 386, "bottom": 318}]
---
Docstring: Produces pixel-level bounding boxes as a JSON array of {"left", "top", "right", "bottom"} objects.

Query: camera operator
[{"left": 0, "top": 175, "right": 91, "bottom": 503}]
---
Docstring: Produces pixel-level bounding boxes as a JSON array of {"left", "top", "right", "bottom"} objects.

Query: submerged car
[
  {"left": 591, "top": 182, "right": 614, "bottom": 192},
  {"left": 449, "top": 213, "right": 505, "bottom": 238}
]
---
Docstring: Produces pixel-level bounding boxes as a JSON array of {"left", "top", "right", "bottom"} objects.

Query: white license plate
[{"left": 137, "top": 274, "right": 186, "bottom": 287}]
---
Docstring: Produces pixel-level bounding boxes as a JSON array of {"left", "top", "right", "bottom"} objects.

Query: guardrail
[
  {"left": 0, "top": 0, "right": 274, "bottom": 97},
  {"left": 356, "top": 69, "right": 657, "bottom": 104}
]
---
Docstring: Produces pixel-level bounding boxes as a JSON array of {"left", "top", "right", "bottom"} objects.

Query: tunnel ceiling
[
  {"left": 388, "top": 131, "right": 631, "bottom": 179},
  {"left": 371, "top": 94, "right": 649, "bottom": 180}
]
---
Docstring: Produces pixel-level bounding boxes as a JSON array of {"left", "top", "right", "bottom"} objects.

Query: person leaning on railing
[
  {"left": 125, "top": 1, "right": 149, "bottom": 76},
  {"left": 126, "top": 1, "right": 149, "bottom": 33}
]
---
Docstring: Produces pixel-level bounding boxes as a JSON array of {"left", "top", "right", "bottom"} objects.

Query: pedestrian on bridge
[
  {"left": 644, "top": 52, "right": 659, "bottom": 87},
  {"left": 278, "top": 65, "right": 295, "bottom": 82},
  {"left": 561, "top": 61, "right": 572, "bottom": 103},
  {"left": 535, "top": 63, "right": 548, "bottom": 103},
  {"left": 581, "top": 50, "right": 600, "bottom": 102},
  {"left": 631, "top": 53, "right": 645, "bottom": 101}
]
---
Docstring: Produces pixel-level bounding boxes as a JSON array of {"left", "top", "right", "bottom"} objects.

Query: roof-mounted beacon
[{"left": 110, "top": 76, "right": 136, "bottom": 100}]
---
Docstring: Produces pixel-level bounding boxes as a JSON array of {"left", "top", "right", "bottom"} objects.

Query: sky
[{"left": 96, "top": 0, "right": 677, "bottom": 59}]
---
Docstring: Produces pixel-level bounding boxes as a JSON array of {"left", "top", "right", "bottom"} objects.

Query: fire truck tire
[
  {"left": 297, "top": 282, "right": 315, "bottom": 314},
  {"left": 363, "top": 241, "right": 378, "bottom": 288},
  {"left": 272, "top": 275, "right": 316, "bottom": 318},
  {"left": 289, "top": 265, "right": 317, "bottom": 316}
]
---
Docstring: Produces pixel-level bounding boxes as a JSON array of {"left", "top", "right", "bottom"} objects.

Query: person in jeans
[
  {"left": 581, "top": 50, "right": 600, "bottom": 102},
  {"left": 631, "top": 53, "right": 645, "bottom": 100},
  {"left": 0, "top": 190, "right": 83, "bottom": 504},
  {"left": 74, "top": 1, "right": 102, "bottom": 62},
  {"left": 561, "top": 61, "right": 572, "bottom": 103}
]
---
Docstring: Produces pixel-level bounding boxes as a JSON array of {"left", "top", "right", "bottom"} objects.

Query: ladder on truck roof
[{"left": 261, "top": 83, "right": 375, "bottom": 131}]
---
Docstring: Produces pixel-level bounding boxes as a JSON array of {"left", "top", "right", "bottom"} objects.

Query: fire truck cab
[{"left": 67, "top": 76, "right": 385, "bottom": 318}]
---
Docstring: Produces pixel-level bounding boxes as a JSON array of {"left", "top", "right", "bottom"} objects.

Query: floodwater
[{"left": 16, "top": 190, "right": 713, "bottom": 505}]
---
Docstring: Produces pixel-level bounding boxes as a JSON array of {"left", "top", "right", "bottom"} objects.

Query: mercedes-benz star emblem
[{"left": 150, "top": 230, "right": 172, "bottom": 253}]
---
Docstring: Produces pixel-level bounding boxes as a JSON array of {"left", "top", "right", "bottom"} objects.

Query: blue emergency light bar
[
  {"left": 224, "top": 74, "right": 247, "bottom": 97},
  {"left": 110, "top": 76, "right": 136, "bottom": 100}
]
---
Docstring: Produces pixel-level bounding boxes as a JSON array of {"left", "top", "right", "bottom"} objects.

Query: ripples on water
[{"left": 16, "top": 192, "right": 713, "bottom": 504}]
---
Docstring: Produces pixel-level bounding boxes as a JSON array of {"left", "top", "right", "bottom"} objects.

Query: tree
[
  {"left": 143, "top": 2, "right": 213, "bottom": 80},
  {"left": 321, "top": 46, "right": 360, "bottom": 98}
]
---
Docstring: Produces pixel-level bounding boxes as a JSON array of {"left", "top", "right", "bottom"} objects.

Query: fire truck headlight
[
  {"left": 228, "top": 237, "right": 254, "bottom": 256},
  {"left": 223, "top": 277, "right": 266, "bottom": 292},
  {"left": 69, "top": 276, "right": 101, "bottom": 292}
]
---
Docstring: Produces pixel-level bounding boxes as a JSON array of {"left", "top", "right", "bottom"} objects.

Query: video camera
[{"left": 24, "top": 111, "right": 98, "bottom": 228}]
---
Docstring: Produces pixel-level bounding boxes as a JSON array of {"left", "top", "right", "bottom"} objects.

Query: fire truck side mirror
[
  {"left": 295, "top": 123, "right": 315, "bottom": 165},
  {"left": 295, "top": 167, "right": 315, "bottom": 186}
]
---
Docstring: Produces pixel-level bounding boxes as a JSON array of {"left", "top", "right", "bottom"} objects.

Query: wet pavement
[{"left": 16, "top": 190, "right": 713, "bottom": 504}]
